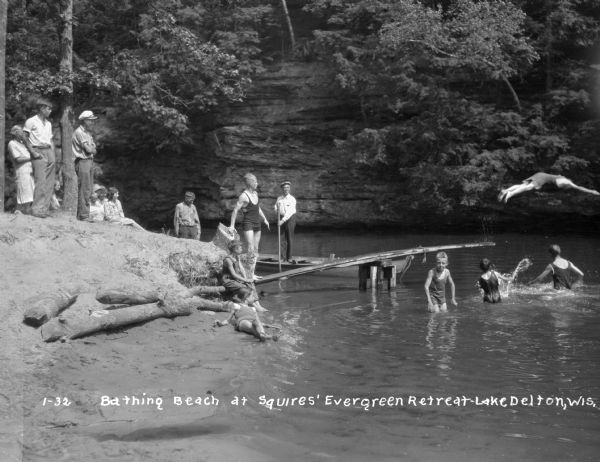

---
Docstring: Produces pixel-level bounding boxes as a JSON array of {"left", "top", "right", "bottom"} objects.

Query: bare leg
[
  {"left": 498, "top": 182, "right": 536, "bottom": 203},
  {"left": 556, "top": 178, "right": 600, "bottom": 196}
]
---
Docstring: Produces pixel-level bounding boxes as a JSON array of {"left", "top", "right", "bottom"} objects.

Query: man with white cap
[
  {"left": 72, "top": 110, "right": 98, "bottom": 220},
  {"left": 174, "top": 191, "right": 201, "bottom": 239},
  {"left": 274, "top": 180, "right": 297, "bottom": 262},
  {"left": 23, "top": 98, "right": 56, "bottom": 218}
]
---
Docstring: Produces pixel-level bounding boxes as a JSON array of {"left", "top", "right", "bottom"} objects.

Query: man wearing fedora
[
  {"left": 174, "top": 191, "right": 201, "bottom": 239},
  {"left": 274, "top": 180, "right": 297, "bottom": 262},
  {"left": 23, "top": 98, "right": 56, "bottom": 218},
  {"left": 72, "top": 110, "right": 98, "bottom": 220}
]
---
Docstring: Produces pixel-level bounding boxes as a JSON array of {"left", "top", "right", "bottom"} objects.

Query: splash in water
[{"left": 501, "top": 258, "right": 533, "bottom": 296}]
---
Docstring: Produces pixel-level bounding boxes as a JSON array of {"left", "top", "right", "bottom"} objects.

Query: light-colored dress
[
  {"left": 89, "top": 202, "right": 105, "bottom": 222},
  {"left": 8, "top": 140, "right": 35, "bottom": 204}
]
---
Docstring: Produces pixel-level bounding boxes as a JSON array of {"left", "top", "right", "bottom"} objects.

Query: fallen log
[
  {"left": 40, "top": 294, "right": 234, "bottom": 342},
  {"left": 23, "top": 291, "right": 78, "bottom": 327},
  {"left": 96, "top": 287, "right": 162, "bottom": 305},
  {"left": 184, "top": 285, "right": 226, "bottom": 297}
]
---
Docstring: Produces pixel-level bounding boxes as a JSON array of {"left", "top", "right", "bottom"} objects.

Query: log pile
[{"left": 24, "top": 286, "right": 235, "bottom": 343}]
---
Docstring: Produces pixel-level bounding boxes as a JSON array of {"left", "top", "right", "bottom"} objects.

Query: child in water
[
  {"left": 477, "top": 258, "right": 512, "bottom": 303},
  {"left": 528, "top": 244, "right": 583, "bottom": 290},
  {"left": 214, "top": 287, "right": 278, "bottom": 342},
  {"left": 424, "top": 252, "right": 457, "bottom": 312}
]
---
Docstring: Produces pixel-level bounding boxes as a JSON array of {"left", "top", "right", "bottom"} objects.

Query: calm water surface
[{"left": 218, "top": 232, "right": 600, "bottom": 461}]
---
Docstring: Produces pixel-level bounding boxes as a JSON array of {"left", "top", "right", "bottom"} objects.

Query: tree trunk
[
  {"left": 544, "top": 0, "right": 553, "bottom": 93},
  {"left": 280, "top": 0, "right": 295, "bottom": 51},
  {"left": 58, "top": 0, "right": 76, "bottom": 212},
  {"left": 0, "top": 0, "right": 7, "bottom": 213}
]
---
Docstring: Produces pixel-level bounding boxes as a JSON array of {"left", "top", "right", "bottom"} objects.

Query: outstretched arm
[
  {"left": 568, "top": 262, "right": 584, "bottom": 278},
  {"left": 528, "top": 264, "right": 552, "bottom": 285},
  {"left": 259, "top": 207, "right": 269, "bottom": 230},
  {"left": 224, "top": 258, "right": 252, "bottom": 284}
]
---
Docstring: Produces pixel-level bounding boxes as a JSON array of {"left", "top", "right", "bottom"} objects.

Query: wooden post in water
[
  {"left": 382, "top": 260, "right": 396, "bottom": 290},
  {"left": 370, "top": 265, "right": 379, "bottom": 289},
  {"left": 358, "top": 264, "right": 370, "bottom": 291}
]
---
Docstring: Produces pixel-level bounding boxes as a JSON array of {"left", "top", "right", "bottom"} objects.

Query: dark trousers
[
  {"left": 75, "top": 158, "right": 94, "bottom": 219},
  {"left": 31, "top": 147, "right": 56, "bottom": 215},
  {"left": 179, "top": 225, "right": 199, "bottom": 239},
  {"left": 280, "top": 215, "right": 296, "bottom": 260}
]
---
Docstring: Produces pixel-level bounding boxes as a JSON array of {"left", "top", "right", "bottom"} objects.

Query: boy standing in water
[
  {"left": 528, "top": 244, "right": 584, "bottom": 289},
  {"left": 424, "top": 252, "right": 457, "bottom": 312}
]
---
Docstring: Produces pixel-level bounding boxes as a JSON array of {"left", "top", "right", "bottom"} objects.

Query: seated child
[
  {"left": 477, "top": 258, "right": 511, "bottom": 303},
  {"left": 214, "top": 288, "right": 277, "bottom": 342},
  {"left": 88, "top": 193, "right": 105, "bottom": 222},
  {"left": 104, "top": 187, "right": 145, "bottom": 231},
  {"left": 219, "top": 239, "right": 267, "bottom": 312},
  {"left": 424, "top": 252, "right": 457, "bottom": 313}
]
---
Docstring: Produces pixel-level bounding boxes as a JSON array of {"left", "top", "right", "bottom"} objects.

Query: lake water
[{"left": 216, "top": 231, "right": 600, "bottom": 461}]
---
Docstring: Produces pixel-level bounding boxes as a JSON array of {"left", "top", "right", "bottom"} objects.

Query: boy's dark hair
[
  {"left": 548, "top": 244, "right": 561, "bottom": 257},
  {"left": 480, "top": 258, "right": 492, "bottom": 272},
  {"left": 107, "top": 187, "right": 119, "bottom": 200}
]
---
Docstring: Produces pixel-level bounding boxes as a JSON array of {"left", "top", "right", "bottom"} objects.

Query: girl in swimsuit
[
  {"left": 229, "top": 173, "right": 270, "bottom": 262},
  {"left": 498, "top": 172, "right": 599, "bottom": 203},
  {"left": 424, "top": 252, "right": 457, "bottom": 312},
  {"left": 528, "top": 244, "right": 584, "bottom": 289},
  {"left": 477, "top": 258, "right": 512, "bottom": 303}
]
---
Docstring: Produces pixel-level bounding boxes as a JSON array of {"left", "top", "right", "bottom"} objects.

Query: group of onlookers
[{"left": 7, "top": 97, "right": 144, "bottom": 230}]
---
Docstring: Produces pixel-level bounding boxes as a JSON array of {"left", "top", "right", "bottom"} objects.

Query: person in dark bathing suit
[
  {"left": 528, "top": 244, "right": 584, "bottom": 289},
  {"left": 229, "top": 173, "right": 270, "bottom": 256},
  {"left": 498, "top": 172, "right": 600, "bottom": 203},
  {"left": 477, "top": 258, "right": 512, "bottom": 303}
]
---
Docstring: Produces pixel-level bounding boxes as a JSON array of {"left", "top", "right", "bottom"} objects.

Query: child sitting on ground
[
  {"left": 477, "top": 258, "right": 512, "bottom": 303},
  {"left": 214, "top": 288, "right": 277, "bottom": 342},
  {"left": 424, "top": 252, "right": 457, "bottom": 312}
]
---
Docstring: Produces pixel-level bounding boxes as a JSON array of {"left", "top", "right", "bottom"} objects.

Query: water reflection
[{"left": 425, "top": 314, "right": 458, "bottom": 376}]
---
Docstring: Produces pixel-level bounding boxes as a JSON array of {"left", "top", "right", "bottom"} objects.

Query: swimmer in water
[
  {"left": 477, "top": 258, "right": 512, "bottom": 303},
  {"left": 498, "top": 172, "right": 600, "bottom": 203},
  {"left": 424, "top": 252, "right": 457, "bottom": 312},
  {"left": 528, "top": 244, "right": 583, "bottom": 290}
]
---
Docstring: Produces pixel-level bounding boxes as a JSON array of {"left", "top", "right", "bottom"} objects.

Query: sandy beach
[{"left": 0, "top": 213, "right": 284, "bottom": 461}]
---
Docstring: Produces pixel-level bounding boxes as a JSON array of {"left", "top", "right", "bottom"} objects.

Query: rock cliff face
[
  {"left": 97, "top": 61, "right": 600, "bottom": 233},
  {"left": 100, "top": 62, "right": 414, "bottom": 230}
]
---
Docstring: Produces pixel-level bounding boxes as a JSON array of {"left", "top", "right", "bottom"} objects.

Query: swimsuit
[
  {"left": 242, "top": 192, "right": 261, "bottom": 232},
  {"left": 551, "top": 262, "right": 573, "bottom": 289},
  {"left": 429, "top": 269, "right": 448, "bottom": 305},
  {"left": 479, "top": 272, "right": 501, "bottom": 303},
  {"left": 525, "top": 173, "right": 563, "bottom": 190},
  {"left": 233, "top": 305, "right": 257, "bottom": 330}
]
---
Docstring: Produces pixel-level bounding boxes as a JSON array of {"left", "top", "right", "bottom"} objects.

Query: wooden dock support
[{"left": 359, "top": 259, "right": 397, "bottom": 291}]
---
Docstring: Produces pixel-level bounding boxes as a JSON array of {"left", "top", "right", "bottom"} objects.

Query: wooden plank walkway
[{"left": 255, "top": 241, "right": 495, "bottom": 285}]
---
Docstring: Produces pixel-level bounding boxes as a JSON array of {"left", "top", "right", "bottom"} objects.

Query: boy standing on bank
[
  {"left": 424, "top": 252, "right": 457, "bottom": 312},
  {"left": 174, "top": 191, "right": 201, "bottom": 239}
]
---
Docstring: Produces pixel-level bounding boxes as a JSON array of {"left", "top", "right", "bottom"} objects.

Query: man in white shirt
[
  {"left": 23, "top": 98, "right": 56, "bottom": 218},
  {"left": 274, "top": 181, "right": 297, "bottom": 262},
  {"left": 174, "top": 191, "right": 201, "bottom": 239},
  {"left": 72, "top": 110, "right": 98, "bottom": 220}
]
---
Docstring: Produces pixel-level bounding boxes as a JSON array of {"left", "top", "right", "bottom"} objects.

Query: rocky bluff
[{"left": 98, "top": 61, "right": 599, "bottom": 233}]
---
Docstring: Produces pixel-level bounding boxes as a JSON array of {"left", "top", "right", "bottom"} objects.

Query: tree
[
  {"left": 0, "top": 0, "right": 6, "bottom": 212},
  {"left": 58, "top": 0, "right": 76, "bottom": 212}
]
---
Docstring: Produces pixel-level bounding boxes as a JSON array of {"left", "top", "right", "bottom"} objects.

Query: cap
[
  {"left": 78, "top": 110, "right": 98, "bottom": 120},
  {"left": 184, "top": 191, "right": 195, "bottom": 198},
  {"left": 36, "top": 98, "right": 53, "bottom": 108},
  {"left": 93, "top": 184, "right": 106, "bottom": 192},
  {"left": 280, "top": 181, "right": 291, "bottom": 188},
  {"left": 228, "top": 240, "right": 243, "bottom": 250}
]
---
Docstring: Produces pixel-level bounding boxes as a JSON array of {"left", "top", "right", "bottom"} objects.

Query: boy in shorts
[{"left": 424, "top": 252, "right": 457, "bottom": 312}]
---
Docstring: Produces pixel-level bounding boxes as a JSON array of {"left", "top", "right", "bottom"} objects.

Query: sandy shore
[{"left": 0, "top": 213, "right": 283, "bottom": 461}]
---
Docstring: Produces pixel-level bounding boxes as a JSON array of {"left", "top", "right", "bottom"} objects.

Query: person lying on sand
[
  {"left": 497, "top": 172, "right": 600, "bottom": 203},
  {"left": 214, "top": 288, "right": 278, "bottom": 342},
  {"left": 528, "top": 244, "right": 583, "bottom": 290}
]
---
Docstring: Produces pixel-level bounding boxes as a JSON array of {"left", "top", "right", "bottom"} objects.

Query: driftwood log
[
  {"left": 40, "top": 294, "right": 235, "bottom": 342},
  {"left": 96, "top": 287, "right": 162, "bottom": 305},
  {"left": 23, "top": 291, "right": 78, "bottom": 327}
]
